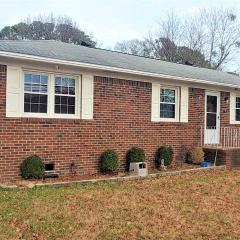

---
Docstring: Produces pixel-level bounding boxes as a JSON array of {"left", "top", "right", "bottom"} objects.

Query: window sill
[
  {"left": 230, "top": 121, "right": 240, "bottom": 125},
  {"left": 152, "top": 118, "right": 180, "bottom": 123},
  {"left": 22, "top": 113, "right": 81, "bottom": 120}
]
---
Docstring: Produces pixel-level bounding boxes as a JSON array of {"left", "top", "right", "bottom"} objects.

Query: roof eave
[{"left": 0, "top": 50, "right": 239, "bottom": 89}]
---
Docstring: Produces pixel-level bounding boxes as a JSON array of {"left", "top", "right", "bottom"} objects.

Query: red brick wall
[{"left": 0, "top": 64, "right": 232, "bottom": 181}]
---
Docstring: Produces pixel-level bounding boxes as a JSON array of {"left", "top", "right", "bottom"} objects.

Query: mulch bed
[{"left": 2, "top": 163, "right": 205, "bottom": 187}]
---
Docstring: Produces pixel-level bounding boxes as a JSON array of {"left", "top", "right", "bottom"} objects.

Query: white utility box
[{"left": 129, "top": 162, "right": 148, "bottom": 177}]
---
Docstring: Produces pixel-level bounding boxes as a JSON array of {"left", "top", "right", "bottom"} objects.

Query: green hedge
[
  {"left": 100, "top": 149, "right": 119, "bottom": 173},
  {"left": 126, "top": 147, "right": 145, "bottom": 166},
  {"left": 156, "top": 146, "right": 173, "bottom": 166},
  {"left": 21, "top": 155, "right": 45, "bottom": 179}
]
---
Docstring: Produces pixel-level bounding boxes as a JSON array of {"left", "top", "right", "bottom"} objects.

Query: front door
[{"left": 204, "top": 91, "right": 220, "bottom": 145}]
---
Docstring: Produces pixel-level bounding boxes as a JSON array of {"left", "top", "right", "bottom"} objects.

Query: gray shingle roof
[{"left": 0, "top": 40, "right": 240, "bottom": 87}]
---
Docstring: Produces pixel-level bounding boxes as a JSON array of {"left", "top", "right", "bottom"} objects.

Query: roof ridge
[
  {"left": 0, "top": 40, "right": 229, "bottom": 75},
  {"left": 0, "top": 40, "right": 239, "bottom": 85},
  {"left": 0, "top": 40, "right": 205, "bottom": 69},
  {"left": 51, "top": 41, "right": 224, "bottom": 74}
]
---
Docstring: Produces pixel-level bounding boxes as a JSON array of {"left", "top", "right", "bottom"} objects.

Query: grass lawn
[{"left": 1, "top": 171, "right": 240, "bottom": 240}]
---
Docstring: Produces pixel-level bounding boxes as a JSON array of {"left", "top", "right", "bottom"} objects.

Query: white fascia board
[{"left": 0, "top": 50, "right": 239, "bottom": 89}]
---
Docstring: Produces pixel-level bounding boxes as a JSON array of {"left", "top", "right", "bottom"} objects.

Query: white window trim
[
  {"left": 230, "top": 92, "right": 240, "bottom": 124},
  {"left": 21, "top": 71, "right": 81, "bottom": 119},
  {"left": 159, "top": 86, "right": 179, "bottom": 122},
  {"left": 235, "top": 96, "right": 240, "bottom": 122}
]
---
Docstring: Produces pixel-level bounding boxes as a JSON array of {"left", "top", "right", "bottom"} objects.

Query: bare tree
[
  {"left": 115, "top": 8, "right": 240, "bottom": 70},
  {"left": 200, "top": 8, "right": 240, "bottom": 69},
  {"left": 115, "top": 39, "right": 153, "bottom": 57},
  {"left": 156, "top": 11, "right": 183, "bottom": 45},
  {"left": 183, "top": 15, "right": 206, "bottom": 52}
]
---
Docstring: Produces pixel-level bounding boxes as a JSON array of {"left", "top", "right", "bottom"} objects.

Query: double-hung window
[
  {"left": 24, "top": 73, "right": 48, "bottom": 113},
  {"left": 54, "top": 76, "right": 76, "bottom": 115},
  {"left": 236, "top": 97, "right": 240, "bottom": 121},
  {"left": 23, "top": 71, "right": 78, "bottom": 118},
  {"left": 160, "top": 87, "right": 177, "bottom": 119}
]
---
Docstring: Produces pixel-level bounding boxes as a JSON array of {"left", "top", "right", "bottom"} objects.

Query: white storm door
[{"left": 204, "top": 91, "right": 220, "bottom": 144}]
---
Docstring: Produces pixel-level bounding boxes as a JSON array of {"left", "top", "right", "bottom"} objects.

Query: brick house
[{"left": 0, "top": 40, "right": 240, "bottom": 181}]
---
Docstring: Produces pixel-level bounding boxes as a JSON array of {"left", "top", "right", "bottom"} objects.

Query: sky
[{"left": 1, "top": 0, "right": 240, "bottom": 70}]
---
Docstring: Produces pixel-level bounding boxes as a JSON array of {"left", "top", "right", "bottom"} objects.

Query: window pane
[
  {"left": 69, "top": 79, "right": 75, "bottom": 87},
  {"left": 40, "top": 95, "right": 47, "bottom": 104},
  {"left": 160, "top": 89, "right": 175, "bottom": 103},
  {"left": 39, "top": 104, "right": 47, "bottom": 113},
  {"left": 160, "top": 103, "right": 175, "bottom": 118},
  {"left": 31, "top": 84, "right": 40, "bottom": 93},
  {"left": 68, "top": 106, "right": 75, "bottom": 114},
  {"left": 54, "top": 96, "right": 75, "bottom": 115},
  {"left": 236, "top": 97, "right": 240, "bottom": 109},
  {"left": 24, "top": 93, "right": 47, "bottom": 113},
  {"left": 207, "top": 96, "right": 217, "bottom": 113},
  {"left": 31, "top": 104, "right": 39, "bottom": 113},
  {"left": 61, "top": 96, "right": 68, "bottom": 105},
  {"left": 61, "top": 105, "right": 68, "bottom": 114},
  {"left": 24, "top": 74, "right": 32, "bottom": 83},
  {"left": 61, "top": 87, "right": 68, "bottom": 94},
  {"left": 24, "top": 83, "right": 31, "bottom": 92},
  {"left": 55, "top": 96, "right": 60, "bottom": 104},
  {"left": 24, "top": 93, "right": 31, "bottom": 103},
  {"left": 68, "top": 97, "right": 75, "bottom": 106},
  {"left": 54, "top": 76, "right": 76, "bottom": 115},
  {"left": 55, "top": 77, "right": 62, "bottom": 86},
  {"left": 41, "top": 75, "right": 48, "bottom": 85},
  {"left": 40, "top": 85, "right": 48, "bottom": 93},
  {"left": 55, "top": 105, "right": 60, "bottom": 113},
  {"left": 160, "top": 88, "right": 176, "bottom": 119},
  {"left": 24, "top": 103, "right": 30, "bottom": 112},
  {"left": 55, "top": 86, "right": 61, "bottom": 94},
  {"left": 62, "top": 78, "right": 68, "bottom": 87},
  {"left": 69, "top": 87, "right": 75, "bottom": 95},
  {"left": 207, "top": 113, "right": 217, "bottom": 129},
  {"left": 236, "top": 109, "right": 240, "bottom": 121},
  {"left": 32, "top": 74, "right": 40, "bottom": 84},
  {"left": 31, "top": 95, "right": 39, "bottom": 103},
  {"left": 24, "top": 73, "right": 48, "bottom": 114}
]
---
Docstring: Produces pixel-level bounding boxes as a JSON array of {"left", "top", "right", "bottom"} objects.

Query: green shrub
[
  {"left": 100, "top": 149, "right": 119, "bottom": 173},
  {"left": 126, "top": 147, "right": 145, "bottom": 166},
  {"left": 20, "top": 155, "right": 45, "bottom": 179},
  {"left": 156, "top": 146, "right": 173, "bottom": 167}
]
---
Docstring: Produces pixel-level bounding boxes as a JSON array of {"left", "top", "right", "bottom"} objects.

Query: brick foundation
[{"left": 204, "top": 148, "right": 240, "bottom": 168}]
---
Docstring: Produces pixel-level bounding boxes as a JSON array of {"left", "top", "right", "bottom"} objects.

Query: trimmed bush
[
  {"left": 188, "top": 147, "right": 204, "bottom": 164},
  {"left": 100, "top": 149, "right": 119, "bottom": 173},
  {"left": 156, "top": 146, "right": 173, "bottom": 167},
  {"left": 126, "top": 147, "right": 145, "bottom": 166},
  {"left": 20, "top": 155, "right": 45, "bottom": 179}
]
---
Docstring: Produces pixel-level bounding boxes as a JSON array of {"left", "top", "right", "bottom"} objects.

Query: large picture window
[
  {"left": 24, "top": 73, "right": 48, "bottom": 113},
  {"left": 160, "top": 88, "right": 176, "bottom": 119},
  {"left": 54, "top": 76, "right": 76, "bottom": 115}
]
